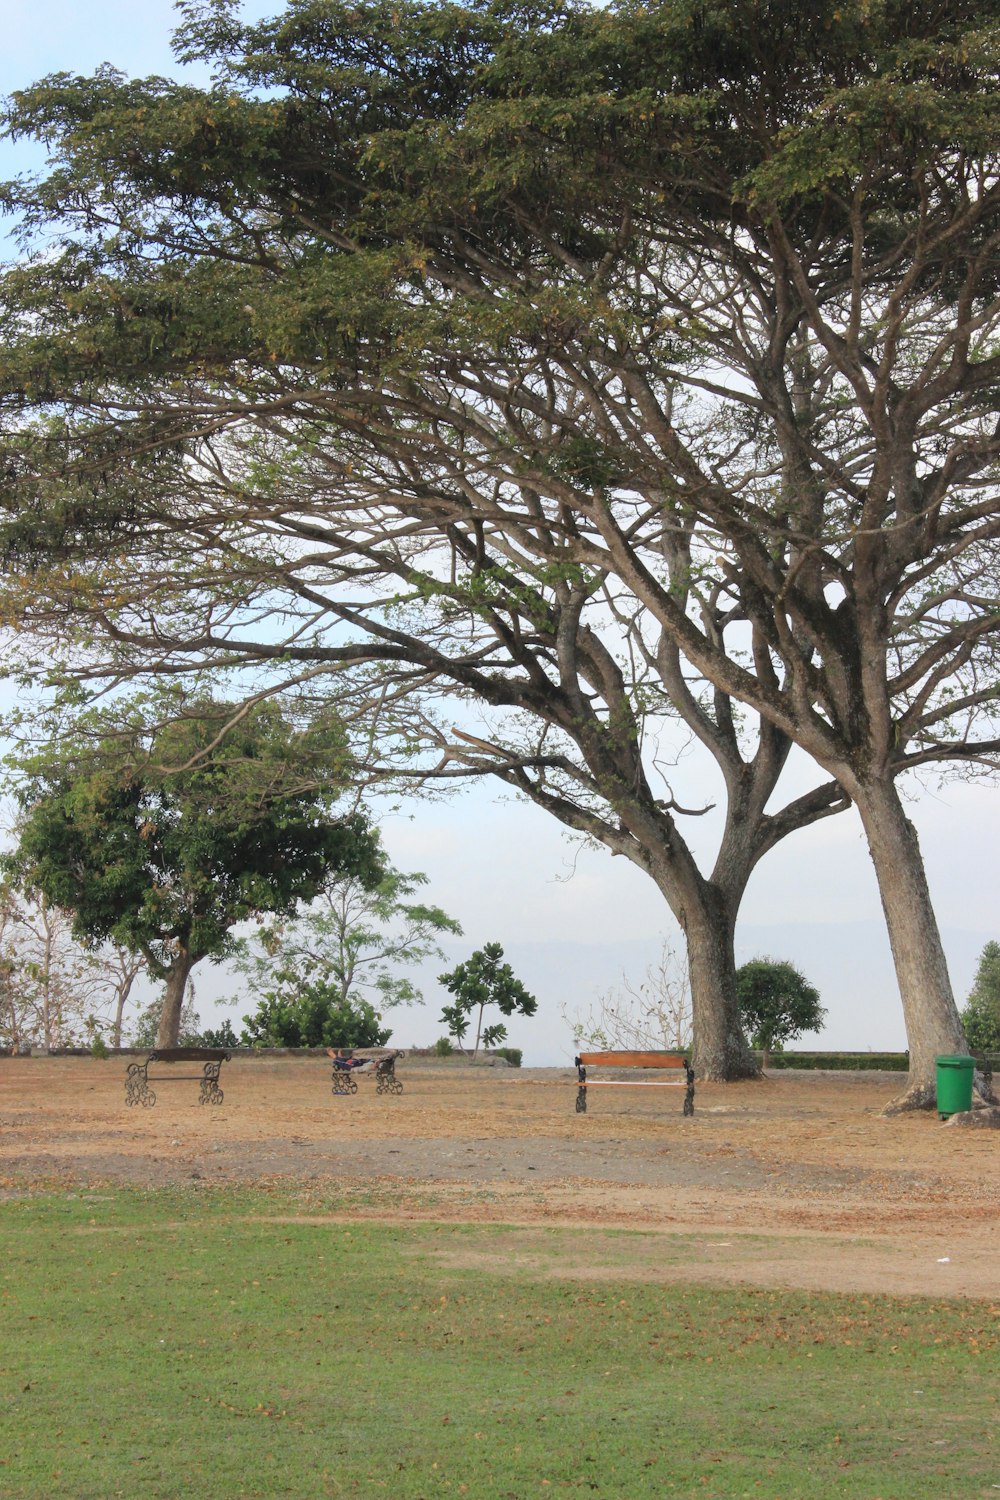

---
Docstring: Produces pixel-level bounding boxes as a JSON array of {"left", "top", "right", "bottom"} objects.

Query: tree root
[
  {"left": 881, "top": 1071, "right": 997, "bottom": 1116},
  {"left": 974, "top": 1070, "right": 998, "bottom": 1106},
  {"left": 697, "top": 1056, "right": 762, "bottom": 1084},
  {"left": 880, "top": 1079, "right": 937, "bottom": 1116}
]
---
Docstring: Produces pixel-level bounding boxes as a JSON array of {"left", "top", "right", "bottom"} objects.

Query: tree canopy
[
  {"left": 736, "top": 957, "right": 826, "bottom": 1068},
  {"left": 961, "top": 941, "right": 1000, "bottom": 1054},
  {"left": 2, "top": 0, "right": 1000, "bottom": 1100},
  {"left": 6, "top": 701, "right": 384, "bottom": 1044},
  {"left": 439, "top": 941, "right": 537, "bottom": 1059}
]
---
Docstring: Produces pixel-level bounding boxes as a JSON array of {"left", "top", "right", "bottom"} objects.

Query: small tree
[
  {"left": 439, "top": 943, "right": 537, "bottom": 1061},
  {"left": 0, "top": 880, "right": 134, "bottom": 1051},
  {"left": 92, "top": 946, "right": 146, "bottom": 1051},
  {"left": 130, "top": 988, "right": 205, "bottom": 1049},
  {"left": 564, "top": 941, "right": 692, "bottom": 1054},
  {"left": 736, "top": 959, "right": 826, "bottom": 1070},
  {"left": 229, "top": 863, "right": 459, "bottom": 1048},
  {"left": 961, "top": 942, "right": 1000, "bottom": 1054},
  {"left": 0, "top": 886, "right": 31, "bottom": 1051},
  {"left": 6, "top": 701, "right": 384, "bottom": 1046},
  {"left": 231, "top": 865, "right": 461, "bottom": 1015}
]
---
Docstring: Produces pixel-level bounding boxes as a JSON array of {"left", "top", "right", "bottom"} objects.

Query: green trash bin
[{"left": 935, "top": 1054, "right": 975, "bottom": 1119}]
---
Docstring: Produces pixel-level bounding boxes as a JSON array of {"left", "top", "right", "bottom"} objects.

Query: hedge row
[
  {"left": 765, "top": 1051, "right": 1000, "bottom": 1072},
  {"left": 764, "top": 1051, "right": 909, "bottom": 1071}
]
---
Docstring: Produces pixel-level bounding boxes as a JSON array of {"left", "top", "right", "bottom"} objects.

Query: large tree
[
  {"left": 6, "top": 701, "right": 384, "bottom": 1045},
  {"left": 3, "top": 1, "right": 1000, "bottom": 1101},
  {"left": 0, "top": 0, "right": 856, "bottom": 1085}
]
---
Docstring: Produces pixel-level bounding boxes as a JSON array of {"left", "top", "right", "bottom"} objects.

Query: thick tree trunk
[
  {"left": 683, "top": 885, "right": 760, "bottom": 1081},
  {"left": 155, "top": 948, "right": 196, "bottom": 1048},
  {"left": 852, "top": 780, "right": 967, "bottom": 1112},
  {"left": 648, "top": 845, "right": 759, "bottom": 1081}
]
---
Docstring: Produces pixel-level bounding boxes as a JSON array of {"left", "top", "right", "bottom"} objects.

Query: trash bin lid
[{"left": 936, "top": 1054, "right": 976, "bottom": 1066}]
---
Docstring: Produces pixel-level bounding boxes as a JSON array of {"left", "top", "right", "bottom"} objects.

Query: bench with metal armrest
[
  {"left": 125, "top": 1047, "right": 231, "bottom": 1108},
  {"left": 573, "top": 1050, "right": 694, "bottom": 1116}
]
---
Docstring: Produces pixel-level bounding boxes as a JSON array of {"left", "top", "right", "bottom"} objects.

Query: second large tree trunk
[
  {"left": 852, "top": 779, "right": 967, "bottom": 1112},
  {"left": 156, "top": 948, "right": 197, "bottom": 1048}
]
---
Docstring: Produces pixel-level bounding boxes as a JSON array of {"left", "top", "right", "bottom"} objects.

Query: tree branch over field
[{"left": 3, "top": 1, "right": 1000, "bottom": 1101}]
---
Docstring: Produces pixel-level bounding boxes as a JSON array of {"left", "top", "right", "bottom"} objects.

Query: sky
[{"left": 1, "top": 1, "right": 997, "bottom": 1066}]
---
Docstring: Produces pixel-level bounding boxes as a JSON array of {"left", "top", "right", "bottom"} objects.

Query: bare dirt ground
[{"left": 2, "top": 1055, "right": 998, "bottom": 1299}]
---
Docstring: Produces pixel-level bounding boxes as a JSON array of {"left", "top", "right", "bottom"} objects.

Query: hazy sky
[{"left": 2, "top": 1, "right": 996, "bottom": 1065}]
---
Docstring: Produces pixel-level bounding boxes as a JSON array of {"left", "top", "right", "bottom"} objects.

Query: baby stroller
[
  {"left": 328, "top": 1049, "right": 370, "bottom": 1095},
  {"left": 328, "top": 1049, "right": 404, "bottom": 1096},
  {"left": 373, "top": 1051, "right": 404, "bottom": 1096}
]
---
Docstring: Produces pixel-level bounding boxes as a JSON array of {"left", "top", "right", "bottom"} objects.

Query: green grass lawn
[{"left": 0, "top": 1186, "right": 996, "bottom": 1499}]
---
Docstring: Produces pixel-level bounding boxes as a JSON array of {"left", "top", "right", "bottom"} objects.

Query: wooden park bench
[
  {"left": 125, "top": 1047, "right": 231, "bottom": 1108},
  {"left": 329, "top": 1049, "right": 404, "bottom": 1097},
  {"left": 573, "top": 1050, "right": 695, "bottom": 1116}
]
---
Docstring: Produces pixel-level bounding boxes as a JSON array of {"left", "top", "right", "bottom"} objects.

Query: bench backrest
[
  {"left": 147, "top": 1047, "right": 231, "bottom": 1063},
  {"left": 575, "top": 1050, "right": 687, "bottom": 1069}
]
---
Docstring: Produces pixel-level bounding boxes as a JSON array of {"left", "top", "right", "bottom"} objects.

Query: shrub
[
  {"left": 239, "top": 986, "right": 390, "bottom": 1049},
  {"left": 433, "top": 1036, "right": 454, "bottom": 1056},
  {"left": 490, "top": 1047, "right": 522, "bottom": 1067},
  {"left": 200, "top": 1019, "right": 240, "bottom": 1049},
  {"left": 764, "top": 1052, "right": 909, "bottom": 1071}
]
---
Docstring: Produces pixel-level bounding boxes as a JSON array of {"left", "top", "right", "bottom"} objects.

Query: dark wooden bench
[
  {"left": 125, "top": 1047, "right": 231, "bottom": 1108},
  {"left": 329, "top": 1049, "right": 404, "bottom": 1097},
  {"left": 574, "top": 1050, "right": 695, "bottom": 1116}
]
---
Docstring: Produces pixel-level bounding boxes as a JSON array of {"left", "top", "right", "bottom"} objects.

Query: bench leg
[
  {"left": 199, "top": 1062, "right": 225, "bottom": 1105},
  {"left": 575, "top": 1085, "right": 587, "bottom": 1114},
  {"left": 125, "top": 1062, "right": 155, "bottom": 1108}
]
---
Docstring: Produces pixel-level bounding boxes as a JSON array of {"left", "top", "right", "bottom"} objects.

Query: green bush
[
  {"left": 199, "top": 1020, "right": 240, "bottom": 1049},
  {"left": 490, "top": 1047, "right": 522, "bottom": 1067},
  {"left": 90, "top": 1034, "right": 110, "bottom": 1060},
  {"left": 433, "top": 1036, "right": 454, "bottom": 1056},
  {"left": 764, "top": 1051, "right": 999, "bottom": 1073},
  {"left": 961, "top": 941, "right": 1000, "bottom": 1052},
  {"left": 240, "top": 985, "right": 390, "bottom": 1049},
  {"left": 764, "top": 1051, "right": 910, "bottom": 1071}
]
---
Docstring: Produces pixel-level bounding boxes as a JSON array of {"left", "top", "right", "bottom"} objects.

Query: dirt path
[{"left": 2, "top": 1055, "right": 997, "bottom": 1298}]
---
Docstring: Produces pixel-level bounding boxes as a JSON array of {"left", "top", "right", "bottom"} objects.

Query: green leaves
[
  {"left": 960, "top": 939, "right": 1000, "bottom": 1052},
  {"left": 736, "top": 957, "right": 825, "bottom": 1060},
  {"left": 6, "top": 699, "right": 383, "bottom": 971},
  {"left": 229, "top": 862, "right": 462, "bottom": 1042},
  {"left": 438, "top": 940, "right": 536, "bottom": 1059},
  {"left": 239, "top": 983, "right": 391, "bottom": 1048}
]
